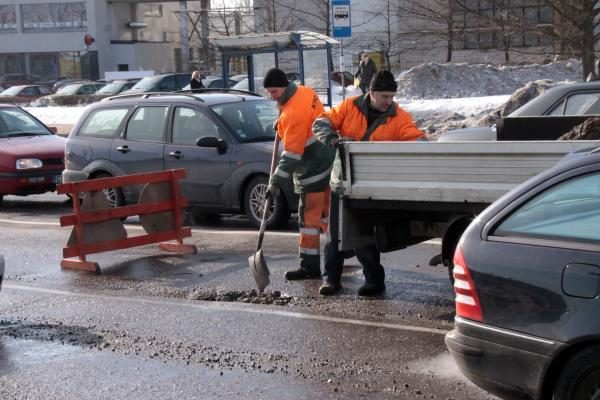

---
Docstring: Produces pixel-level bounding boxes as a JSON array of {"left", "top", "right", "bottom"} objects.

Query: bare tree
[
  {"left": 542, "top": 0, "right": 599, "bottom": 78},
  {"left": 255, "top": 0, "right": 328, "bottom": 33}
]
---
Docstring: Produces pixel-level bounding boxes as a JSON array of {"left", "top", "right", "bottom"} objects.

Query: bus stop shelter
[{"left": 213, "top": 31, "right": 340, "bottom": 106}]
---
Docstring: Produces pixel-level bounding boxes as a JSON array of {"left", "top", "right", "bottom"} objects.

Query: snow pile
[
  {"left": 410, "top": 79, "right": 563, "bottom": 137},
  {"left": 396, "top": 59, "right": 582, "bottom": 99}
]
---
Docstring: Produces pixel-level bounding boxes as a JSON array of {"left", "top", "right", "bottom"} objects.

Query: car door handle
[
  {"left": 116, "top": 145, "right": 130, "bottom": 153},
  {"left": 169, "top": 151, "right": 184, "bottom": 159}
]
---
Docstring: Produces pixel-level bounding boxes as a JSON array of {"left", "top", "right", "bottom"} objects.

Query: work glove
[{"left": 266, "top": 183, "right": 280, "bottom": 200}]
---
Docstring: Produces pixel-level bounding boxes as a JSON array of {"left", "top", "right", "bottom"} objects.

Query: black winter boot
[
  {"left": 319, "top": 280, "right": 341, "bottom": 295},
  {"left": 358, "top": 281, "right": 385, "bottom": 296},
  {"left": 285, "top": 268, "right": 321, "bottom": 281}
]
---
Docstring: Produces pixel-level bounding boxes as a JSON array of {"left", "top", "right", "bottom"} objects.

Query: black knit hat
[
  {"left": 263, "top": 68, "right": 289, "bottom": 88},
  {"left": 369, "top": 70, "right": 398, "bottom": 92}
]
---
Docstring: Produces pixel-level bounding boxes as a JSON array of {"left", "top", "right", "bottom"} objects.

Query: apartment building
[{"left": 0, "top": 0, "right": 220, "bottom": 81}]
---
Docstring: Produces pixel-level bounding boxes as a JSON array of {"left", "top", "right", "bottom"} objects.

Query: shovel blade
[{"left": 248, "top": 249, "right": 270, "bottom": 292}]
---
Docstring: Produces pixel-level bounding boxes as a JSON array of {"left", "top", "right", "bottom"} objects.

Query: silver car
[{"left": 62, "top": 91, "right": 298, "bottom": 228}]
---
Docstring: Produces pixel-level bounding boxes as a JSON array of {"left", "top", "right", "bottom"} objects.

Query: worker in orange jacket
[
  {"left": 313, "top": 70, "right": 427, "bottom": 296},
  {"left": 263, "top": 68, "right": 336, "bottom": 280}
]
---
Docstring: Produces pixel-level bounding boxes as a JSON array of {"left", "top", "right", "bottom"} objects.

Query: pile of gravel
[
  {"left": 559, "top": 118, "right": 600, "bottom": 140},
  {"left": 396, "top": 59, "right": 583, "bottom": 99}
]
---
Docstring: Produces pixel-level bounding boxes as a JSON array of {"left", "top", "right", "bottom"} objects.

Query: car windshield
[
  {"left": 211, "top": 100, "right": 278, "bottom": 143},
  {"left": 56, "top": 84, "right": 82, "bottom": 95},
  {"left": 0, "top": 86, "right": 22, "bottom": 96},
  {"left": 97, "top": 82, "right": 124, "bottom": 94},
  {"left": 130, "top": 76, "right": 161, "bottom": 90},
  {"left": 0, "top": 108, "right": 50, "bottom": 137}
]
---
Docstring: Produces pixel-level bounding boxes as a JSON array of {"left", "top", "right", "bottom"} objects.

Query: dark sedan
[
  {"left": 0, "top": 84, "right": 54, "bottom": 104},
  {"left": 445, "top": 145, "right": 600, "bottom": 400},
  {"left": 439, "top": 81, "right": 600, "bottom": 141},
  {"left": 92, "top": 80, "right": 139, "bottom": 100},
  {"left": 38, "top": 82, "right": 106, "bottom": 106},
  {"left": 0, "top": 104, "right": 65, "bottom": 202}
]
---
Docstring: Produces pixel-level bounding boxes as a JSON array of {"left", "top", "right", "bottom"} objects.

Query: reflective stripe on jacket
[
  {"left": 271, "top": 83, "right": 336, "bottom": 193},
  {"left": 313, "top": 94, "right": 427, "bottom": 193}
]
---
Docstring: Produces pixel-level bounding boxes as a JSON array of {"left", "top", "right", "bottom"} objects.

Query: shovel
[{"left": 248, "top": 134, "right": 281, "bottom": 292}]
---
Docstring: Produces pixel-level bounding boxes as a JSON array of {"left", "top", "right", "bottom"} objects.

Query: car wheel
[
  {"left": 553, "top": 345, "right": 600, "bottom": 400},
  {"left": 92, "top": 173, "right": 125, "bottom": 209},
  {"left": 244, "top": 176, "right": 290, "bottom": 229}
]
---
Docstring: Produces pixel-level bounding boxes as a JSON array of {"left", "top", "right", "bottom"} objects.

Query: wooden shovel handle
[{"left": 256, "top": 134, "right": 280, "bottom": 251}]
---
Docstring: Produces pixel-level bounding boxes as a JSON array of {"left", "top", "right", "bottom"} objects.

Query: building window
[
  {"left": 0, "top": 5, "right": 16, "bottom": 32},
  {"left": 143, "top": 5, "right": 163, "bottom": 17},
  {"left": 21, "top": 2, "right": 87, "bottom": 32},
  {"left": 453, "top": 1, "right": 553, "bottom": 50}
]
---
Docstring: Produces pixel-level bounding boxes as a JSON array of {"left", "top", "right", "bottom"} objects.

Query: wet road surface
[{"left": 0, "top": 193, "right": 499, "bottom": 399}]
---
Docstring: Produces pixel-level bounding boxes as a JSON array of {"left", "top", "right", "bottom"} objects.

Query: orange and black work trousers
[{"left": 298, "top": 187, "right": 330, "bottom": 273}]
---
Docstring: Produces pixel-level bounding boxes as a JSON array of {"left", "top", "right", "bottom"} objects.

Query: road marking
[
  {"left": 4, "top": 283, "right": 449, "bottom": 336},
  {"left": 0, "top": 218, "right": 442, "bottom": 245}
]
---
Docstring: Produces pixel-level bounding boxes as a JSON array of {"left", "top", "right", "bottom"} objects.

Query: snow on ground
[
  {"left": 24, "top": 59, "right": 585, "bottom": 137},
  {"left": 396, "top": 59, "right": 582, "bottom": 99},
  {"left": 26, "top": 104, "right": 87, "bottom": 126}
]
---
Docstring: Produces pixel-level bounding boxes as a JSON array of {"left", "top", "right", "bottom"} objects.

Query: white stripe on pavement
[
  {"left": 0, "top": 218, "right": 442, "bottom": 245},
  {"left": 4, "top": 283, "right": 449, "bottom": 336}
]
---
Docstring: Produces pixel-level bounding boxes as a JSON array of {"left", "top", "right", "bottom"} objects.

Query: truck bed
[{"left": 341, "top": 141, "right": 600, "bottom": 204}]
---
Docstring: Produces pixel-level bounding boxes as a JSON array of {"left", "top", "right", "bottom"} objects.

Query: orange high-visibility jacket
[
  {"left": 313, "top": 94, "right": 427, "bottom": 192},
  {"left": 271, "top": 84, "right": 335, "bottom": 193}
]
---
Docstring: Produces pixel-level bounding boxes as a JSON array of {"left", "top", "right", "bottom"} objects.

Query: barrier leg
[
  {"left": 61, "top": 259, "right": 100, "bottom": 272},
  {"left": 159, "top": 242, "right": 197, "bottom": 255}
]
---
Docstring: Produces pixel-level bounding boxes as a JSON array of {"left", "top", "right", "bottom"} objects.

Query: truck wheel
[
  {"left": 243, "top": 176, "right": 289, "bottom": 229},
  {"left": 442, "top": 217, "right": 473, "bottom": 286},
  {"left": 552, "top": 346, "right": 600, "bottom": 400}
]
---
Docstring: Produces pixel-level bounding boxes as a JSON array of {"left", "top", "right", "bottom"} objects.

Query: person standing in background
[
  {"left": 355, "top": 52, "right": 377, "bottom": 94},
  {"left": 190, "top": 71, "right": 204, "bottom": 89}
]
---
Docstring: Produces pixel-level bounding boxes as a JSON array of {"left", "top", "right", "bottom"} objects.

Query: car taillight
[{"left": 453, "top": 245, "right": 483, "bottom": 322}]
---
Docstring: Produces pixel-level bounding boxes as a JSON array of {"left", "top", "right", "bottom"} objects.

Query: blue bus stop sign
[{"left": 332, "top": 0, "right": 351, "bottom": 38}]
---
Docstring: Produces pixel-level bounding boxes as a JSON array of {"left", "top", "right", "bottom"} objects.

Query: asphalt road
[{"left": 0, "top": 193, "right": 499, "bottom": 399}]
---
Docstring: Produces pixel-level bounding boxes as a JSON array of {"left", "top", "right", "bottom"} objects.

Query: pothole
[{"left": 187, "top": 289, "right": 293, "bottom": 305}]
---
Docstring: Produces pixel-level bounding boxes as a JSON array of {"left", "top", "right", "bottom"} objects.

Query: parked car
[
  {"left": 228, "top": 74, "right": 248, "bottom": 85},
  {"left": 0, "top": 104, "right": 65, "bottom": 202},
  {"left": 62, "top": 90, "right": 298, "bottom": 228},
  {"left": 92, "top": 80, "right": 139, "bottom": 100},
  {"left": 52, "top": 78, "right": 86, "bottom": 91},
  {"left": 232, "top": 77, "right": 265, "bottom": 95},
  {"left": 0, "top": 85, "right": 54, "bottom": 104},
  {"left": 122, "top": 73, "right": 191, "bottom": 94},
  {"left": 445, "top": 144, "right": 600, "bottom": 400},
  {"left": 0, "top": 73, "right": 39, "bottom": 88},
  {"left": 439, "top": 81, "right": 600, "bottom": 141},
  {"left": 38, "top": 82, "right": 105, "bottom": 106},
  {"left": 181, "top": 77, "right": 237, "bottom": 91},
  {"left": 332, "top": 71, "right": 354, "bottom": 87}
]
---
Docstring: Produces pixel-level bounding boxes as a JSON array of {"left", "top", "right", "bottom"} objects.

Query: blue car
[{"left": 446, "top": 145, "right": 600, "bottom": 400}]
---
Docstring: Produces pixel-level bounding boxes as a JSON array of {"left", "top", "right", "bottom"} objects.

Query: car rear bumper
[
  {"left": 62, "top": 169, "right": 89, "bottom": 184},
  {"left": 445, "top": 317, "right": 563, "bottom": 400}
]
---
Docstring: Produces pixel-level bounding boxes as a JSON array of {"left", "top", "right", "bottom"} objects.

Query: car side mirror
[
  {"left": 49, "top": 126, "right": 58, "bottom": 134},
  {"left": 196, "top": 136, "right": 227, "bottom": 154}
]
